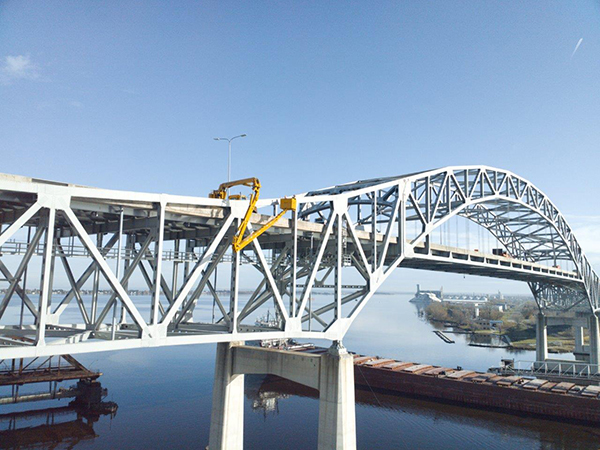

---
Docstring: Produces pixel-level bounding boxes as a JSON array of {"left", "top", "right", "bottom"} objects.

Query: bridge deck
[
  {"left": 0, "top": 174, "right": 582, "bottom": 289},
  {"left": 0, "top": 171, "right": 593, "bottom": 359}
]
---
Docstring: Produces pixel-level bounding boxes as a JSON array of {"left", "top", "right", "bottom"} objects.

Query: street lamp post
[{"left": 213, "top": 134, "right": 247, "bottom": 184}]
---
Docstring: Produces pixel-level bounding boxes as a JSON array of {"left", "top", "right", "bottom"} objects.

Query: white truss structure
[{"left": 0, "top": 166, "right": 597, "bottom": 359}]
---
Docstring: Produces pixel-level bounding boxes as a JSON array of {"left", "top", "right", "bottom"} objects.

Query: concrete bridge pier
[
  {"left": 574, "top": 325, "right": 585, "bottom": 360},
  {"left": 317, "top": 342, "right": 357, "bottom": 450},
  {"left": 209, "top": 342, "right": 245, "bottom": 450},
  {"left": 208, "top": 341, "right": 356, "bottom": 450},
  {"left": 536, "top": 313, "right": 548, "bottom": 362},
  {"left": 590, "top": 313, "right": 600, "bottom": 368}
]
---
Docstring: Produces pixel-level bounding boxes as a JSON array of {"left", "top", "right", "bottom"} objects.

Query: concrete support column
[
  {"left": 574, "top": 325, "right": 584, "bottom": 352},
  {"left": 317, "top": 342, "right": 357, "bottom": 450},
  {"left": 208, "top": 341, "right": 357, "bottom": 449},
  {"left": 209, "top": 342, "right": 245, "bottom": 450},
  {"left": 536, "top": 313, "right": 548, "bottom": 362},
  {"left": 574, "top": 325, "right": 585, "bottom": 360},
  {"left": 589, "top": 314, "right": 600, "bottom": 369}
]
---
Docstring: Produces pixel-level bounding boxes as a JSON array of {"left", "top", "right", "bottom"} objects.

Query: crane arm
[
  {"left": 233, "top": 209, "right": 287, "bottom": 252},
  {"left": 232, "top": 182, "right": 261, "bottom": 251},
  {"left": 208, "top": 177, "right": 296, "bottom": 253},
  {"left": 232, "top": 195, "right": 296, "bottom": 253},
  {"left": 209, "top": 177, "right": 260, "bottom": 199}
]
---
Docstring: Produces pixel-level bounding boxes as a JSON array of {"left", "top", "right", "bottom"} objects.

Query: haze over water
[{"left": 1, "top": 293, "right": 599, "bottom": 449}]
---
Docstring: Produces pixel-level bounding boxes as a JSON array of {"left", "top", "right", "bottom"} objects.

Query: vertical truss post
[
  {"left": 36, "top": 207, "right": 56, "bottom": 346},
  {"left": 90, "top": 233, "right": 103, "bottom": 325},
  {"left": 371, "top": 192, "right": 377, "bottom": 272},
  {"left": 335, "top": 215, "right": 342, "bottom": 320},
  {"left": 398, "top": 196, "right": 406, "bottom": 257},
  {"left": 151, "top": 201, "right": 165, "bottom": 326},
  {"left": 47, "top": 234, "right": 57, "bottom": 314},
  {"left": 425, "top": 176, "right": 431, "bottom": 254},
  {"left": 230, "top": 246, "right": 240, "bottom": 334},
  {"left": 115, "top": 209, "right": 124, "bottom": 279},
  {"left": 172, "top": 238, "right": 180, "bottom": 299},
  {"left": 184, "top": 239, "right": 191, "bottom": 280},
  {"left": 120, "top": 234, "right": 134, "bottom": 324},
  {"left": 111, "top": 208, "right": 124, "bottom": 340},
  {"left": 291, "top": 208, "right": 298, "bottom": 317}
]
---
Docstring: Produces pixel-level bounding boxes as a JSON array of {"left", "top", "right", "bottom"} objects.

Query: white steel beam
[{"left": 36, "top": 207, "right": 55, "bottom": 345}]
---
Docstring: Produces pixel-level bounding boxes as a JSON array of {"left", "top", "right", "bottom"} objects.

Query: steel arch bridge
[{"left": 0, "top": 166, "right": 597, "bottom": 359}]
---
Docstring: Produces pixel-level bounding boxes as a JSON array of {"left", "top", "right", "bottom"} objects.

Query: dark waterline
[{"left": 1, "top": 294, "right": 599, "bottom": 449}]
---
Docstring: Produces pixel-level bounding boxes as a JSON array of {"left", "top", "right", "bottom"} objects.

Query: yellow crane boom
[{"left": 208, "top": 178, "right": 296, "bottom": 252}]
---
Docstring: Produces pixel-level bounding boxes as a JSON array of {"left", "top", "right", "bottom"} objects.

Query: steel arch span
[
  {"left": 300, "top": 165, "right": 598, "bottom": 314},
  {"left": 0, "top": 166, "right": 597, "bottom": 359}
]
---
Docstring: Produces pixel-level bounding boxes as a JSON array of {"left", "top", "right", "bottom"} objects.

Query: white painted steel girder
[{"left": 0, "top": 166, "right": 596, "bottom": 359}]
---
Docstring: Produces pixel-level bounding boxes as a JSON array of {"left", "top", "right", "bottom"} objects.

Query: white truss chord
[{"left": 0, "top": 166, "right": 596, "bottom": 359}]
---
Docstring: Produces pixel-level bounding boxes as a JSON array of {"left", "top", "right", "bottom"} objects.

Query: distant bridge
[{"left": 0, "top": 166, "right": 598, "bottom": 362}]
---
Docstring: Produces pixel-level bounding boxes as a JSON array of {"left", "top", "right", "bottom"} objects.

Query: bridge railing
[
  {"left": 0, "top": 239, "right": 278, "bottom": 265},
  {"left": 493, "top": 360, "right": 600, "bottom": 380}
]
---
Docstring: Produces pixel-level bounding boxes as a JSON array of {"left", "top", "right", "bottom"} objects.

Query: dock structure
[
  {"left": 0, "top": 352, "right": 116, "bottom": 448},
  {"left": 0, "top": 353, "right": 105, "bottom": 407},
  {"left": 433, "top": 330, "right": 455, "bottom": 344},
  {"left": 1, "top": 165, "right": 600, "bottom": 445},
  {"left": 0, "top": 354, "right": 99, "bottom": 387},
  {"left": 0, "top": 384, "right": 117, "bottom": 448}
]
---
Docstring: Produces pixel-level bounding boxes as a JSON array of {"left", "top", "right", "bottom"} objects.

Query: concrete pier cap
[{"left": 208, "top": 340, "right": 356, "bottom": 450}]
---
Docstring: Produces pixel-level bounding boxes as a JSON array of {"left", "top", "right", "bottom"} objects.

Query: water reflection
[
  {"left": 0, "top": 293, "right": 597, "bottom": 449},
  {"left": 247, "top": 374, "right": 600, "bottom": 449},
  {"left": 413, "top": 301, "right": 524, "bottom": 351},
  {"left": 0, "top": 381, "right": 117, "bottom": 449},
  {"left": 344, "top": 293, "right": 539, "bottom": 373},
  {"left": 246, "top": 375, "right": 290, "bottom": 419}
]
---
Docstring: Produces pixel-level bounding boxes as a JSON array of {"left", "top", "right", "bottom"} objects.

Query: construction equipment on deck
[{"left": 209, "top": 177, "right": 296, "bottom": 252}]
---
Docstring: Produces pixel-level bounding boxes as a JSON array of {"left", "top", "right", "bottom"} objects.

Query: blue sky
[{"left": 1, "top": 1, "right": 599, "bottom": 292}]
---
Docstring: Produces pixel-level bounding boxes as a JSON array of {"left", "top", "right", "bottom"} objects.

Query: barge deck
[
  {"left": 351, "top": 353, "right": 600, "bottom": 424},
  {"left": 295, "top": 346, "right": 600, "bottom": 424}
]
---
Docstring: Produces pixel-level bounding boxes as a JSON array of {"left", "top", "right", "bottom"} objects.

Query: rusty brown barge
[{"left": 298, "top": 347, "right": 600, "bottom": 424}]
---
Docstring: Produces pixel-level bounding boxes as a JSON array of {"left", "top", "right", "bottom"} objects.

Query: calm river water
[{"left": 2, "top": 293, "right": 600, "bottom": 449}]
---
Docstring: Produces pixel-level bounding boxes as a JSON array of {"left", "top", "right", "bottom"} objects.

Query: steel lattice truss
[{"left": 0, "top": 166, "right": 596, "bottom": 359}]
